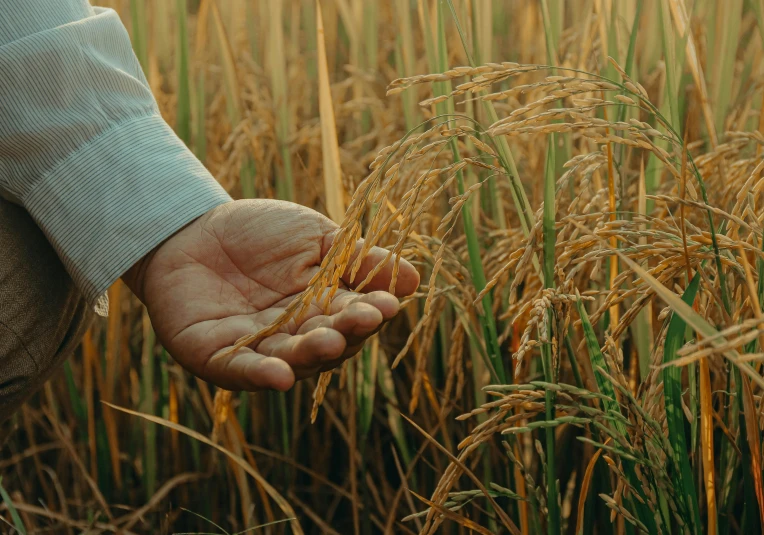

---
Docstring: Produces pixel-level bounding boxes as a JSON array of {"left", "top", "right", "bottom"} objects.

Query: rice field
[{"left": 3, "top": 0, "right": 764, "bottom": 533}]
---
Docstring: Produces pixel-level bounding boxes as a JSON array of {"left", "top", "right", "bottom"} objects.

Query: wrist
[
  {"left": 122, "top": 246, "right": 157, "bottom": 304},
  {"left": 122, "top": 212, "right": 208, "bottom": 303}
]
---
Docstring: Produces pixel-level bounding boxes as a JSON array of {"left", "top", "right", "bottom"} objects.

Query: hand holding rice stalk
[{"left": 124, "top": 199, "right": 420, "bottom": 425}]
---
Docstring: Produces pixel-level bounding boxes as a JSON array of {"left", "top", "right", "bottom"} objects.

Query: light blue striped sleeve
[{"left": 0, "top": 0, "right": 233, "bottom": 312}]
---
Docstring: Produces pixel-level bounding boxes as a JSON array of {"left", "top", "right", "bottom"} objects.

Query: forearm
[{"left": 0, "top": 0, "right": 232, "bottom": 311}]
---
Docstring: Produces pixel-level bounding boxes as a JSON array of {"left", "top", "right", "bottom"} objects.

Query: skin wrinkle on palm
[{"left": 124, "top": 199, "right": 419, "bottom": 393}]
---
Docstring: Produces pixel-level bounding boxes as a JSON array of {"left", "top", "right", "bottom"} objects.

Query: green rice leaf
[
  {"left": 0, "top": 477, "right": 26, "bottom": 535},
  {"left": 662, "top": 272, "right": 702, "bottom": 530},
  {"left": 576, "top": 298, "right": 658, "bottom": 533}
]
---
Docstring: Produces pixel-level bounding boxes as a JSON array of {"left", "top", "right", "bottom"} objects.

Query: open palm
[{"left": 124, "top": 199, "right": 419, "bottom": 391}]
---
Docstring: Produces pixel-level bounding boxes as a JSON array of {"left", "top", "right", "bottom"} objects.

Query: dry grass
[{"left": 3, "top": 0, "right": 764, "bottom": 533}]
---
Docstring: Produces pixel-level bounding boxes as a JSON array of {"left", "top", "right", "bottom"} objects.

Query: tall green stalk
[
  {"left": 140, "top": 314, "right": 157, "bottom": 498},
  {"left": 541, "top": 142, "right": 559, "bottom": 535},
  {"left": 176, "top": 0, "right": 191, "bottom": 146},
  {"left": 471, "top": 0, "right": 506, "bottom": 229},
  {"left": 434, "top": 1, "right": 505, "bottom": 383},
  {"left": 445, "top": 0, "right": 534, "bottom": 238},
  {"left": 129, "top": 0, "right": 148, "bottom": 72},
  {"left": 268, "top": 0, "right": 295, "bottom": 201}
]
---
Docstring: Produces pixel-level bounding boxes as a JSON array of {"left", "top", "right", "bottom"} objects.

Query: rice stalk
[
  {"left": 140, "top": 310, "right": 157, "bottom": 498},
  {"left": 435, "top": 1, "right": 505, "bottom": 383},
  {"left": 666, "top": 0, "right": 718, "bottom": 147},
  {"left": 129, "top": 0, "right": 148, "bottom": 71},
  {"left": 209, "top": 0, "right": 256, "bottom": 198},
  {"left": 176, "top": 0, "right": 191, "bottom": 145},
  {"left": 662, "top": 272, "right": 702, "bottom": 531},
  {"left": 103, "top": 282, "right": 123, "bottom": 490},
  {"left": 268, "top": 0, "right": 295, "bottom": 201},
  {"left": 316, "top": 0, "right": 346, "bottom": 223},
  {"left": 541, "top": 138, "right": 560, "bottom": 535},
  {"left": 707, "top": 0, "right": 744, "bottom": 134}
]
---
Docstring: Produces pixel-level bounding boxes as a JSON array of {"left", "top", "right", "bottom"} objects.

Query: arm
[
  {"left": 0, "top": 0, "right": 231, "bottom": 313},
  {"left": 0, "top": 1, "right": 419, "bottom": 391}
]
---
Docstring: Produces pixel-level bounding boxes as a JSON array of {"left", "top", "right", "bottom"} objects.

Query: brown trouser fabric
[{"left": 0, "top": 198, "right": 93, "bottom": 423}]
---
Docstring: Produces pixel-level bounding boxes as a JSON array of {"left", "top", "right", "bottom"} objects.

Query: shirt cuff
[{"left": 22, "top": 113, "right": 233, "bottom": 311}]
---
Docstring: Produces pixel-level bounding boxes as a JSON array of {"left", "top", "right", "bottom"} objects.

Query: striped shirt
[{"left": 0, "top": 0, "right": 233, "bottom": 314}]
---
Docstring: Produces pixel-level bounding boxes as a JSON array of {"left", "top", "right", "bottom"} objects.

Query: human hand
[{"left": 123, "top": 199, "right": 419, "bottom": 391}]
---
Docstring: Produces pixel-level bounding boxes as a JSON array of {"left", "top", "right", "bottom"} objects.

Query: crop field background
[{"left": 3, "top": 0, "right": 764, "bottom": 533}]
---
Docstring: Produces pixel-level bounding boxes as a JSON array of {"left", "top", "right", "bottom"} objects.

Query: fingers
[
  {"left": 171, "top": 294, "right": 391, "bottom": 392},
  {"left": 328, "top": 301, "right": 384, "bottom": 338},
  {"left": 256, "top": 301, "right": 384, "bottom": 376},
  {"left": 346, "top": 242, "right": 420, "bottom": 297},
  {"left": 255, "top": 327, "right": 347, "bottom": 372},
  {"left": 321, "top": 231, "right": 419, "bottom": 297},
  {"left": 296, "top": 299, "right": 386, "bottom": 343},
  {"left": 326, "top": 290, "right": 400, "bottom": 320},
  {"left": 201, "top": 346, "right": 296, "bottom": 391}
]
